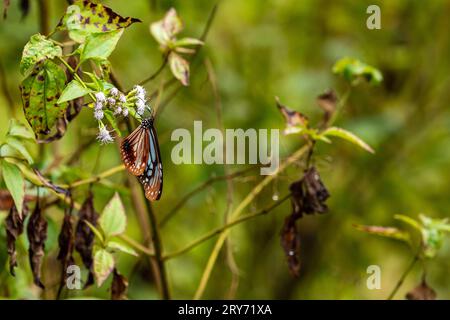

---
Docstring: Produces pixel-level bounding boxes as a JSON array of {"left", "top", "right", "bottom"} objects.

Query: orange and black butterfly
[{"left": 120, "top": 117, "right": 163, "bottom": 201}]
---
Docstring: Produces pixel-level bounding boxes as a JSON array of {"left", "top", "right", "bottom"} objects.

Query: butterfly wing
[
  {"left": 139, "top": 125, "right": 163, "bottom": 201},
  {"left": 120, "top": 126, "right": 150, "bottom": 176}
]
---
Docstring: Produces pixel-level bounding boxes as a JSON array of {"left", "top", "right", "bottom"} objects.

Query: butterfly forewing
[
  {"left": 138, "top": 126, "right": 163, "bottom": 201},
  {"left": 120, "top": 125, "right": 150, "bottom": 176}
]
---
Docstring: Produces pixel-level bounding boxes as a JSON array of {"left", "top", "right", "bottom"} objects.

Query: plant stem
[
  {"left": 118, "top": 234, "right": 154, "bottom": 256},
  {"left": 194, "top": 144, "right": 309, "bottom": 299},
  {"left": 138, "top": 54, "right": 169, "bottom": 86},
  {"left": 62, "top": 165, "right": 125, "bottom": 188},
  {"left": 387, "top": 254, "right": 419, "bottom": 300},
  {"left": 164, "top": 194, "right": 291, "bottom": 260},
  {"left": 38, "top": 0, "right": 50, "bottom": 36}
]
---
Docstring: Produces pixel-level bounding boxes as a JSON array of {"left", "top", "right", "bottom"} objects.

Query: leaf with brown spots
[
  {"left": 20, "top": 60, "right": 68, "bottom": 141},
  {"left": 5, "top": 204, "right": 28, "bottom": 275},
  {"left": 111, "top": 268, "right": 128, "bottom": 300},
  {"left": 56, "top": 0, "right": 141, "bottom": 43},
  {"left": 26, "top": 201, "right": 48, "bottom": 288},
  {"left": 276, "top": 97, "right": 309, "bottom": 135},
  {"left": 75, "top": 191, "right": 99, "bottom": 288},
  {"left": 406, "top": 279, "right": 437, "bottom": 300}
]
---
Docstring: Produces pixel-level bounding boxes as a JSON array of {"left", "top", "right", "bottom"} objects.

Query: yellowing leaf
[
  {"left": 150, "top": 8, "right": 183, "bottom": 46},
  {"left": 20, "top": 34, "right": 62, "bottom": 76},
  {"left": 107, "top": 241, "right": 138, "bottom": 257},
  {"left": 99, "top": 193, "right": 126, "bottom": 239},
  {"left": 57, "top": 0, "right": 140, "bottom": 43},
  {"left": 6, "top": 137, "right": 33, "bottom": 164},
  {"left": 321, "top": 127, "right": 375, "bottom": 154},
  {"left": 7, "top": 119, "right": 35, "bottom": 141},
  {"left": 80, "top": 29, "right": 124, "bottom": 62},
  {"left": 354, "top": 224, "right": 410, "bottom": 244},
  {"left": 169, "top": 52, "right": 189, "bottom": 86},
  {"left": 93, "top": 248, "right": 114, "bottom": 287}
]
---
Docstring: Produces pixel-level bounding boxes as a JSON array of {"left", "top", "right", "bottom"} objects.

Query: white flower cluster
[{"left": 94, "top": 85, "right": 150, "bottom": 145}]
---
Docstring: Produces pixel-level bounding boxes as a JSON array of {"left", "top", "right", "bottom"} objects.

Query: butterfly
[{"left": 120, "top": 117, "right": 163, "bottom": 201}]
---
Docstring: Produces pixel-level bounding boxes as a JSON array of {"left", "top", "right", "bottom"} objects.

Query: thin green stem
[{"left": 387, "top": 254, "right": 420, "bottom": 300}]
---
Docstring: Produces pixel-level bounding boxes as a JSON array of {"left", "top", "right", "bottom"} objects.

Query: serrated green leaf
[
  {"left": 321, "top": 127, "right": 374, "bottom": 153},
  {"left": 1, "top": 160, "right": 25, "bottom": 216},
  {"left": 354, "top": 224, "right": 410, "bottom": 244},
  {"left": 169, "top": 52, "right": 189, "bottom": 86},
  {"left": 107, "top": 241, "right": 138, "bottom": 256},
  {"left": 6, "top": 137, "right": 33, "bottom": 164},
  {"left": 20, "top": 60, "right": 68, "bottom": 139},
  {"left": 80, "top": 29, "right": 124, "bottom": 62},
  {"left": 99, "top": 193, "right": 126, "bottom": 239},
  {"left": 93, "top": 248, "right": 114, "bottom": 287},
  {"left": 20, "top": 34, "right": 62, "bottom": 76},
  {"left": 57, "top": 1, "right": 140, "bottom": 43},
  {"left": 7, "top": 119, "right": 35, "bottom": 141},
  {"left": 58, "top": 79, "right": 92, "bottom": 104}
]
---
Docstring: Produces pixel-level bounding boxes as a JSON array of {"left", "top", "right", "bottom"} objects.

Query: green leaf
[
  {"left": 84, "top": 220, "right": 104, "bottom": 244},
  {"left": 107, "top": 241, "right": 138, "bottom": 257},
  {"left": 104, "top": 110, "right": 122, "bottom": 137},
  {"left": 394, "top": 214, "right": 422, "bottom": 231},
  {"left": 58, "top": 79, "right": 92, "bottom": 104},
  {"left": 169, "top": 52, "right": 190, "bottom": 86},
  {"left": 6, "top": 137, "right": 33, "bottom": 164},
  {"left": 321, "top": 127, "right": 375, "bottom": 153},
  {"left": 20, "top": 60, "right": 68, "bottom": 139},
  {"left": 80, "top": 29, "right": 124, "bottom": 62},
  {"left": 99, "top": 193, "right": 126, "bottom": 239},
  {"left": 93, "top": 248, "right": 114, "bottom": 287},
  {"left": 332, "top": 57, "right": 383, "bottom": 86},
  {"left": 173, "top": 37, "right": 204, "bottom": 47},
  {"left": 150, "top": 8, "right": 183, "bottom": 46},
  {"left": 57, "top": 0, "right": 140, "bottom": 43},
  {"left": 354, "top": 224, "right": 410, "bottom": 244},
  {"left": 20, "top": 34, "right": 62, "bottom": 76},
  {"left": 1, "top": 160, "right": 25, "bottom": 216},
  {"left": 7, "top": 119, "right": 35, "bottom": 141}
]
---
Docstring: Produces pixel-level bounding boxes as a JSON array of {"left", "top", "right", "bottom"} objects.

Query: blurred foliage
[{"left": 0, "top": 0, "right": 449, "bottom": 300}]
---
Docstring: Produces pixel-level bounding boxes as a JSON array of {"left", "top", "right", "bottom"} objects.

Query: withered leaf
[
  {"left": 111, "top": 268, "right": 128, "bottom": 300},
  {"left": 56, "top": 211, "right": 75, "bottom": 297},
  {"left": 276, "top": 97, "right": 308, "bottom": 134},
  {"left": 317, "top": 89, "right": 337, "bottom": 124},
  {"left": 26, "top": 201, "right": 48, "bottom": 288},
  {"left": 280, "top": 215, "right": 301, "bottom": 277},
  {"left": 6, "top": 204, "right": 28, "bottom": 275},
  {"left": 289, "top": 166, "right": 330, "bottom": 218},
  {"left": 406, "top": 279, "right": 437, "bottom": 300},
  {"left": 75, "top": 191, "right": 99, "bottom": 288}
]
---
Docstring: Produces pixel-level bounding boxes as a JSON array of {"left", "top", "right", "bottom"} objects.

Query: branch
[
  {"left": 387, "top": 254, "right": 420, "bottom": 300},
  {"left": 159, "top": 166, "right": 256, "bottom": 227},
  {"left": 194, "top": 144, "right": 309, "bottom": 299},
  {"left": 163, "top": 194, "right": 291, "bottom": 260}
]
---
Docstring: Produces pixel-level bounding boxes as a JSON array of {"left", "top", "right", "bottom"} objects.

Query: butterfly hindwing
[{"left": 139, "top": 125, "right": 163, "bottom": 201}]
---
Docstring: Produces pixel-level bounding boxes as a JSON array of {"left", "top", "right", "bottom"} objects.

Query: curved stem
[
  {"left": 194, "top": 144, "right": 309, "bottom": 299},
  {"left": 164, "top": 193, "right": 291, "bottom": 260},
  {"left": 387, "top": 254, "right": 419, "bottom": 300}
]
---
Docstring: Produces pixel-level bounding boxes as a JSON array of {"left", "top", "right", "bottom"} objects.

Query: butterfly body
[{"left": 120, "top": 117, "right": 163, "bottom": 201}]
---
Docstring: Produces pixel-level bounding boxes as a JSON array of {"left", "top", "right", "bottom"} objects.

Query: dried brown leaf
[
  {"left": 280, "top": 215, "right": 301, "bottom": 277},
  {"left": 317, "top": 89, "right": 337, "bottom": 123},
  {"left": 406, "top": 279, "right": 437, "bottom": 300},
  {"left": 111, "top": 268, "right": 128, "bottom": 300},
  {"left": 26, "top": 201, "right": 48, "bottom": 288},
  {"left": 5, "top": 203, "right": 28, "bottom": 275}
]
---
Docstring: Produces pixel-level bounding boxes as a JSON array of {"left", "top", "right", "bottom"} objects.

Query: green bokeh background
[{"left": 0, "top": 0, "right": 449, "bottom": 299}]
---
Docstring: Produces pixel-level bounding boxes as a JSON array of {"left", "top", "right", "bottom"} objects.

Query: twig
[
  {"left": 387, "top": 254, "right": 420, "bottom": 300},
  {"left": 118, "top": 234, "right": 154, "bottom": 256},
  {"left": 164, "top": 194, "right": 291, "bottom": 260},
  {"left": 138, "top": 54, "right": 169, "bottom": 87},
  {"left": 194, "top": 144, "right": 309, "bottom": 299},
  {"left": 61, "top": 165, "right": 125, "bottom": 188},
  {"left": 159, "top": 166, "right": 257, "bottom": 227}
]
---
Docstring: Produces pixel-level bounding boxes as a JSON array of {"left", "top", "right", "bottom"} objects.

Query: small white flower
[
  {"left": 94, "top": 109, "right": 104, "bottom": 120},
  {"left": 136, "top": 99, "right": 146, "bottom": 115},
  {"left": 114, "top": 106, "right": 122, "bottom": 115},
  {"left": 119, "top": 94, "right": 127, "bottom": 104},
  {"left": 134, "top": 85, "right": 147, "bottom": 102},
  {"left": 107, "top": 97, "right": 116, "bottom": 106},
  {"left": 97, "top": 126, "right": 114, "bottom": 144},
  {"left": 110, "top": 87, "right": 119, "bottom": 97},
  {"left": 122, "top": 107, "right": 129, "bottom": 117},
  {"left": 95, "top": 92, "right": 106, "bottom": 103},
  {"left": 94, "top": 101, "right": 103, "bottom": 110}
]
